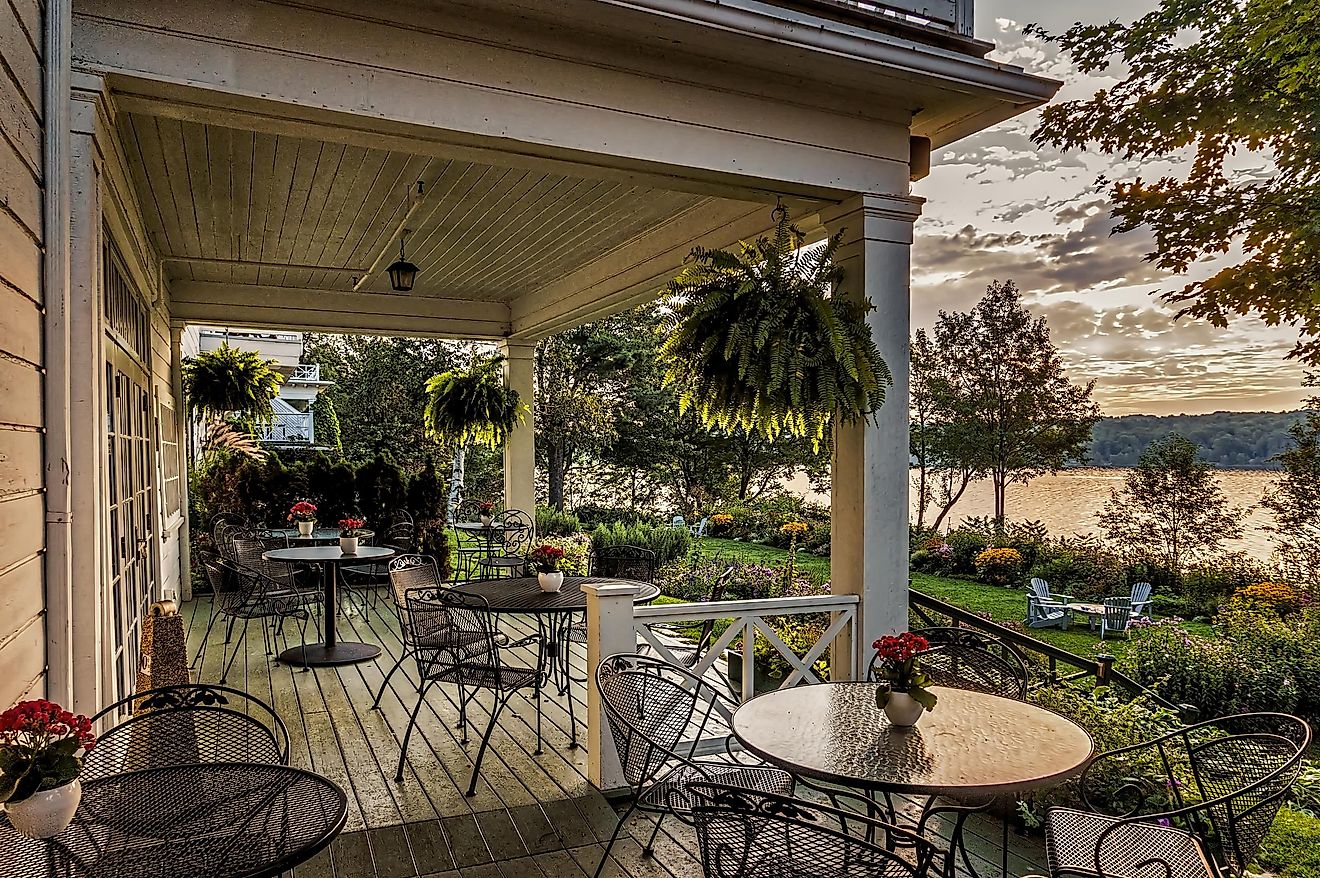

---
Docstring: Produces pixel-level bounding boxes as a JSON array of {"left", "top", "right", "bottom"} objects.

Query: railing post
[
  {"left": 1095, "top": 653, "right": 1114, "bottom": 688},
  {"left": 583, "top": 580, "right": 639, "bottom": 795}
]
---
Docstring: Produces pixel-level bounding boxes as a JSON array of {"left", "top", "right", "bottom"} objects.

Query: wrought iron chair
[
  {"left": 451, "top": 498, "right": 488, "bottom": 580},
  {"left": 477, "top": 508, "right": 534, "bottom": 578},
  {"left": 372, "top": 553, "right": 501, "bottom": 709},
  {"left": 1044, "top": 712, "right": 1311, "bottom": 878},
  {"left": 1129, "top": 581, "right": 1154, "bottom": 618},
  {"left": 635, "top": 564, "right": 734, "bottom": 670},
  {"left": 690, "top": 782, "right": 939, "bottom": 878},
  {"left": 343, "top": 519, "right": 418, "bottom": 608},
  {"left": 219, "top": 538, "right": 322, "bottom": 683},
  {"left": 83, "top": 683, "right": 290, "bottom": 782},
  {"left": 592, "top": 653, "right": 795, "bottom": 878},
  {"left": 1099, "top": 596, "right": 1133, "bottom": 639},
  {"left": 589, "top": 544, "right": 658, "bottom": 583},
  {"left": 1027, "top": 577, "right": 1072, "bottom": 629},
  {"left": 394, "top": 587, "right": 543, "bottom": 797},
  {"left": 211, "top": 514, "right": 247, "bottom": 564},
  {"left": 880, "top": 626, "right": 1030, "bottom": 699}
]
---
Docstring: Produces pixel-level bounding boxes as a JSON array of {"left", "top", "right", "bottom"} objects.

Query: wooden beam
[
  {"left": 508, "top": 199, "right": 808, "bottom": 339},
  {"left": 169, "top": 281, "right": 511, "bottom": 339}
]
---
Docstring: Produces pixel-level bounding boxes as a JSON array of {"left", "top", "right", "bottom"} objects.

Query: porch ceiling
[{"left": 118, "top": 112, "right": 719, "bottom": 303}]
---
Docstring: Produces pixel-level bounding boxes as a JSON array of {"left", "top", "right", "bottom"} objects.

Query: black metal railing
[
  {"left": 908, "top": 589, "right": 1187, "bottom": 715},
  {"left": 780, "top": 0, "right": 973, "bottom": 37}
]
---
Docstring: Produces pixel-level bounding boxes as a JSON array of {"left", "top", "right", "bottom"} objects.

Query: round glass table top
[
  {"left": 263, "top": 545, "right": 394, "bottom": 563},
  {"left": 732, "top": 682, "right": 1094, "bottom": 796},
  {"left": 451, "top": 576, "right": 660, "bottom": 613}
]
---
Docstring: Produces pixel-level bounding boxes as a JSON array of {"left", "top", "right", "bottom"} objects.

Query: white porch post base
[
  {"left": 820, "top": 193, "right": 923, "bottom": 675},
  {"left": 500, "top": 340, "right": 536, "bottom": 515},
  {"left": 583, "top": 580, "right": 640, "bottom": 795}
]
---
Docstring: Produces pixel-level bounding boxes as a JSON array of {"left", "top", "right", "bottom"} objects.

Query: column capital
[
  {"left": 581, "top": 581, "right": 641, "bottom": 599},
  {"left": 500, "top": 338, "right": 536, "bottom": 360},
  {"left": 817, "top": 193, "right": 925, "bottom": 246}
]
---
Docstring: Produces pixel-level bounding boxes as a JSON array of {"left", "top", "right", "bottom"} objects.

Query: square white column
[
  {"left": 819, "top": 193, "right": 924, "bottom": 671},
  {"left": 500, "top": 340, "right": 536, "bottom": 515}
]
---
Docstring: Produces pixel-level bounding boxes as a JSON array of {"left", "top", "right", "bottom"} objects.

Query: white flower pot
[
  {"left": 538, "top": 571, "right": 564, "bottom": 593},
  {"left": 882, "top": 691, "right": 925, "bottom": 728},
  {"left": 340, "top": 536, "right": 359, "bottom": 554},
  {"left": 480, "top": 515, "right": 493, "bottom": 527},
  {"left": 297, "top": 520, "right": 315, "bottom": 537},
  {"left": 3, "top": 779, "right": 81, "bottom": 839}
]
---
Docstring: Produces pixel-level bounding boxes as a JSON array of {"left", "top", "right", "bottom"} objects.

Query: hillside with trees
[{"left": 1088, "top": 411, "right": 1304, "bottom": 469}]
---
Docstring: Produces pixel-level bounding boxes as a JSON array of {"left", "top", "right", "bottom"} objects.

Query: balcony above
[{"left": 763, "top": 0, "right": 984, "bottom": 53}]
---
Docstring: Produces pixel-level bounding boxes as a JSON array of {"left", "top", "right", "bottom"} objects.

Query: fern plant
[
  {"left": 660, "top": 214, "right": 890, "bottom": 447},
  {"left": 182, "top": 343, "right": 285, "bottom": 423},
  {"left": 423, "top": 355, "right": 526, "bottom": 448}
]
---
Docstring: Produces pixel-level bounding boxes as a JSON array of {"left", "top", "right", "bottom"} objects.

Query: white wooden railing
[
  {"left": 793, "top": 0, "right": 973, "bottom": 37},
  {"left": 290, "top": 363, "right": 320, "bottom": 381},
  {"left": 256, "top": 412, "right": 314, "bottom": 443},
  {"left": 583, "top": 582, "right": 860, "bottom": 792}
]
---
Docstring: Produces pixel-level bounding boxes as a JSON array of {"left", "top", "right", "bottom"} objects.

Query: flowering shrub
[
  {"left": 287, "top": 500, "right": 317, "bottom": 523},
  {"left": 1228, "top": 581, "right": 1304, "bottom": 617},
  {"left": 710, "top": 513, "right": 734, "bottom": 531},
  {"left": 338, "top": 517, "right": 366, "bottom": 537},
  {"left": 539, "top": 533, "right": 590, "bottom": 575},
  {"left": 871, "top": 632, "right": 937, "bottom": 711},
  {"left": 779, "top": 521, "right": 809, "bottom": 538},
  {"left": 529, "top": 544, "right": 566, "bottom": 573},
  {"left": 0, "top": 700, "right": 96, "bottom": 804},
  {"left": 974, "top": 547, "right": 1024, "bottom": 585}
]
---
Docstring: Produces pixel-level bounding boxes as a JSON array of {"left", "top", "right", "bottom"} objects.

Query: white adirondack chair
[
  {"left": 1026, "top": 577, "right": 1072, "bottom": 630},
  {"left": 1129, "top": 581, "right": 1154, "bottom": 619}
]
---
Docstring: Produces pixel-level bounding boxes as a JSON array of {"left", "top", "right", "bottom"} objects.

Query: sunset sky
[{"left": 910, "top": 0, "right": 1310, "bottom": 416}]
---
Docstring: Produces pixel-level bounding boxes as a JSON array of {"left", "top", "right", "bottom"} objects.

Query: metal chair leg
[
  {"left": 465, "top": 692, "right": 509, "bottom": 797},
  {"left": 220, "top": 619, "right": 249, "bottom": 684},
  {"left": 642, "top": 812, "right": 665, "bottom": 856},
  {"left": 534, "top": 683, "right": 543, "bottom": 756},
  {"left": 593, "top": 799, "right": 640, "bottom": 878},
  {"left": 372, "top": 651, "right": 409, "bottom": 709},
  {"left": 395, "top": 680, "right": 434, "bottom": 783},
  {"left": 192, "top": 603, "right": 223, "bottom": 668}
]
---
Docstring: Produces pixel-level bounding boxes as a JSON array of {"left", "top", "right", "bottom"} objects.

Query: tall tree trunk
[
  {"left": 547, "top": 441, "right": 567, "bottom": 512},
  {"left": 446, "top": 444, "right": 466, "bottom": 522},
  {"left": 993, "top": 469, "right": 1007, "bottom": 523},
  {"left": 931, "top": 470, "right": 974, "bottom": 532}
]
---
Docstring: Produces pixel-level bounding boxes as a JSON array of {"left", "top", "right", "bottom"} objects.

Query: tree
[
  {"left": 928, "top": 280, "right": 1099, "bottom": 521},
  {"left": 1100, "top": 433, "right": 1244, "bottom": 573},
  {"left": 1261, "top": 377, "right": 1320, "bottom": 586},
  {"left": 310, "top": 394, "right": 342, "bottom": 455},
  {"left": 1029, "top": 1, "right": 1320, "bottom": 363},
  {"left": 302, "top": 334, "right": 460, "bottom": 469}
]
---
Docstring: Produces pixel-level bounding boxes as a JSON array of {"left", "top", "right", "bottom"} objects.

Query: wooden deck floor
[{"left": 184, "top": 587, "right": 1048, "bottom": 878}]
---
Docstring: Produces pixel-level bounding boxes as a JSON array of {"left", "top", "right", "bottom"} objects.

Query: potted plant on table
[
  {"left": 289, "top": 500, "right": 318, "bottom": 537},
  {"left": 0, "top": 700, "right": 97, "bottom": 838},
  {"left": 872, "top": 632, "right": 938, "bottom": 727},
  {"left": 338, "top": 517, "right": 366, "bottom": 555},
  {"left": 478, "top": 501, "right": 495, "bottom": 528},
  {"left": 530, "top": 544, "right": 566, "bottom": 593}
]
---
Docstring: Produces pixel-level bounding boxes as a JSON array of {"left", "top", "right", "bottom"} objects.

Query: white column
[
  {"left": 500, "top": 340, "right": 536, "bottom": 515},
  {"left": 820, "top": 193, "right": 923, "bottom": 674},
  {"left": 582, "top": 580, "right": 640, "bottom": 794},
  {"left": 171, "top": 324, "right": 193, "bottom": 602},
  {"left": 67, "top": 85, "right": 107, "bottom": 716}
]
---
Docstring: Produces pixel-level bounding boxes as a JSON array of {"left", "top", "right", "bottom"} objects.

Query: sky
[{"left": 909, "top": 0, "right": 1311, "bottom": 416}]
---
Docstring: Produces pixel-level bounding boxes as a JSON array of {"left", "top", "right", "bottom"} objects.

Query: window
[{"left": 158, "top": 398, "right": 180, "bottom": 520}]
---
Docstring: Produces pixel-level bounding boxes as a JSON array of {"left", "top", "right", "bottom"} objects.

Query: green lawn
[{"left": 694, "top": 537, "right": 1215, "bottom": 662}]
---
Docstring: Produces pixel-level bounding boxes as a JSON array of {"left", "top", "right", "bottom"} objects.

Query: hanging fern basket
[
  {"left": 423, "top": 354, "right": 527, "bottom": 448},
  {"left": 181, "top": 342, "right": 285, "bottom": 423},
  {"left": 659, "top": 213, "right": 890, "bottom": 447}
]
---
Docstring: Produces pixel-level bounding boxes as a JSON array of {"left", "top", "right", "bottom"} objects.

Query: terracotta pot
[
  {"left": 883, "top": 691, "right": 925, "bottom": 727},
  {"left": 538, "top": 571, "right": 564, "bottom": 592},
  {"left": 3, "top": 779, "right": 81, "bottom": 839},
  {"left": 297, "top": 520, "right": 315, "bottom": 537},
  {"left": 340, "top": 536, "right": 359, "bottom": 554}
]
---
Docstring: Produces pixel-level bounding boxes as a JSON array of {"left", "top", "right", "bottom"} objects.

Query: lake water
[{"left": 788, "top": 467, "right": 1281, "bottom": 561}]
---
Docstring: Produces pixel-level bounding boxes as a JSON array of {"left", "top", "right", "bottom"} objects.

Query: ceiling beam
[
  {"left": 170, "top": 282, "right": 511, "bottom": 339},
  {"left": 508, "top": 199, "right": 811, "bottom": 340}
]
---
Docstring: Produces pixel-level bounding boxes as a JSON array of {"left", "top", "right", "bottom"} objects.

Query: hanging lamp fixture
[{"left": 387, "top": 229, "right": 420, "bottom": 292}]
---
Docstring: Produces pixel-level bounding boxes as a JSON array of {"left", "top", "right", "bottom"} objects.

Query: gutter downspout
[
  {"left": 42, "top": 0, "right": 74, "bottom": 705},
  {"left": 352, "top": 180, "right": 425, "bottom": 292}
]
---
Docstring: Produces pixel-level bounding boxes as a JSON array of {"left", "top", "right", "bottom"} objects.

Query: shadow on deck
[{"left": 184, "top": 588, "right": 1047, "bottom": 878}]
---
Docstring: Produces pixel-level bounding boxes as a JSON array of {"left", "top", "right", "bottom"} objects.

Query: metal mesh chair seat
[
  {"left": 84, "top": 684, "right": 290, "bottom": 783},
  {"left": 1045, "top": 807, "right": 1214, "bottom": 878},
  {"left": 691, "top": 783, "right": 938, "bottom": 878},
  {"left": 425, "top": 661, "right": 539, "bottom": 691},
  {"left": 640, "top": 762, "right": 793, "bottom": 812}
]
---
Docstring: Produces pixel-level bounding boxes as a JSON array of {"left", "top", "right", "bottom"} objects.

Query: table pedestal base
[{"left": 280, "top": 642, "right": 381, "bottom": 667}]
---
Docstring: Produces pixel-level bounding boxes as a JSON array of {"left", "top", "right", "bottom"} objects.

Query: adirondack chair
[
  {"left": 1128, "top": 581, "right": 1153, "bottom": 619},
  {"left": 1026, "top": 577, "right": 1072, "bottom": 630},
  {"left": 1100, "top": 596, "right": 1133, "bottom": 639}
]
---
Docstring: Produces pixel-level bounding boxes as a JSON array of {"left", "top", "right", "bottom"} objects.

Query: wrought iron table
[
  {"left": 265, "top": 545, "right": 394, "bottom": 666},
  {"left": 0, "top": 762, "right": 347, "bottom": 877},
  {"left": 269, "top": 527, "right": 374, "bottom": 545},
  {"left": 732, "top": 682, "right": 1094, "bottom": 878},
  {"left": 452, "top": 575, "right": 660, "bottom": 747}
]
